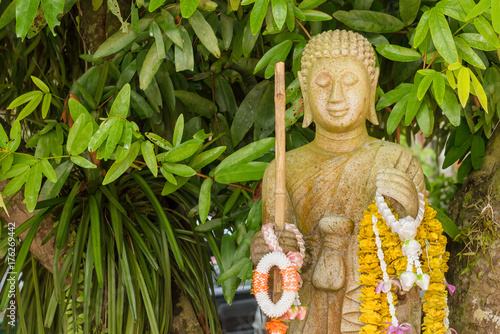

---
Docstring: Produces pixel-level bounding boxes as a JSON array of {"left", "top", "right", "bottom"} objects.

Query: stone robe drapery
[{"left": 262, "top": 139, "right": 425, "bottom": 334}]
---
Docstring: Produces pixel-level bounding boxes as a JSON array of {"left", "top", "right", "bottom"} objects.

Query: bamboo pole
[{"left": 272, "top": 62, "right": 286, "bottom": 303}]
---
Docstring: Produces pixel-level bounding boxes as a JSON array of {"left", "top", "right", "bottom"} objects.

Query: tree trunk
[{"left": 448, "top": 125, "right": 500, "bottom": 332}]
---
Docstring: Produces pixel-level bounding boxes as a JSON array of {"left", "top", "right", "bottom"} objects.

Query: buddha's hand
[
  {"left": 376, "top": 167, "right": 418, "bottom": 219},
  {"left": 250, "top": 230, "right": 298, "bottom": 266}
]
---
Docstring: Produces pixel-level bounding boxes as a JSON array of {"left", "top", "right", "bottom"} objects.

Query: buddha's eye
[
  {"left": 342, "top": 72, "right": 359, "bottom": 86},
  {"left": 315, "top": 73, "right": 332, "bottom": 87}
]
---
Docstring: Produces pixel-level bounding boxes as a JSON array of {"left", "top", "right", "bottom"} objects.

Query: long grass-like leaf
[
  {"left": 56, "top": 181, "right": 82, "bottom": 249},
  {"left": 89, "top": 194, "right": 104, "bottom": 286},
  {"left": 131, "top": 174, "right": 184, "bottom": 270}
]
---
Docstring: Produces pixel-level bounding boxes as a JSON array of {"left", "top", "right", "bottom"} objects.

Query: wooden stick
[
  {"left": 272, "top": 62, "right": 286, "bottom": 304},
  {"left": 274, "top": 62, "right": 286, "bottom": 231}
]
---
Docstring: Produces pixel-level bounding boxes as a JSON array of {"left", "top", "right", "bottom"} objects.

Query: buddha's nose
[{"left": 329, "top": 80, "right": 345, "bottom": 102}]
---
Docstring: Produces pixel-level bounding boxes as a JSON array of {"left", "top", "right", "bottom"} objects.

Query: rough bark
[{"left": 448, "top": 125, "right": 500, "bottom": 332}]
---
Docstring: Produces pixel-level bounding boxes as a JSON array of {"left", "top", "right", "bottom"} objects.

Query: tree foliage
[{"left": 0, "top": 0, "right": 499, "bottom": 332}]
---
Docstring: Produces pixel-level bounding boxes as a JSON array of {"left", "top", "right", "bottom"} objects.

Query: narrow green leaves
[
  {"left": 387, "top": 93, "right": 409, "bottom": 135},
  {"left": 492, "top": 0, "right": 500, "bottom": 33},
  {"left": 188, "top": 10, "right": 221, "bottom": 58},
  {"left": 56, "top": 181, "right": 82, "bottom": 249},
  {"left": 254, "top": 40, "right": 293, "bottom": 78},
  {"left": 412, "top": 10, "right": 429, "bottom": 48},
  {"left": 89, "top": 195, "right": 104, "bottom": 286},
  {"left": 40, "top": 0, "right": 65, "bottom": 34},
  {"left": 332, "top": 10, "right": 405, "bottom": 33},
  {"left": 24, "top": 162, "right": 42, "bottom": 211},
  {"left": 174, "top": 27, "right": 194, "bottom": 72},
  {"left": 464, "top": 0, "right": 491, "bottom": 21},
  {"left": 174, "top": 91, "right": 216, "bottom": 118},
  {"left": 16, "top": 0, "right": 40, "bottom": 40},
  {"left": 429, "top": 8, "right": 458, "bottom": 64},
  {"left": 474, "top": 16, "right": 500, "bottom": 48},
  {"left": 454, "top": 36, "right": 486, "bottom": 69}
]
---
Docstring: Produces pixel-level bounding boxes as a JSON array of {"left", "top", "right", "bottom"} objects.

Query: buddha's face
[{"left": 305, "top": 57, "right": 373, "bottom": 133}]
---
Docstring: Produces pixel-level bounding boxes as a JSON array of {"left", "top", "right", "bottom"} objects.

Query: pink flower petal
[{"left": 447, "top": 284, "right": 456, "bottom": 296}]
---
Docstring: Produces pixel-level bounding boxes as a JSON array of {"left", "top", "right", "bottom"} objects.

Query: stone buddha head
[{"left": 298, "top": 30, "right": 380, "bottom": 133}]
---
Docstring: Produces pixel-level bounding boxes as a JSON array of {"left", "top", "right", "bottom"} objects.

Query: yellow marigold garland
[{"left": 358, "top": 200, "right": 450, "bottom": 334}]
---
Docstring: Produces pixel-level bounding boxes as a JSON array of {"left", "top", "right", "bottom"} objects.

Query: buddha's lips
[{"left": 327, "top": 105, "right": 349, "bottom": 116}]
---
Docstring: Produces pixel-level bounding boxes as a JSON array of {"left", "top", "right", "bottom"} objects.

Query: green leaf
[
  {"left": 70, "top": 156, "right": 97, "bottom": 169},
  {"left": 139, "top": 41, "right": 164, "bottom": 90},
  {"left": 7, "top": 121, "right": 21, "bottom": 151},
  {"left": 89, "top": 118, "right": 116, "bottom": 152},
  {"left": 415, "top": 97, "right": 434, "bottom": 136},
  {"left": 164, "top": 139, "right": 202, "bottom": 162},
  {"left": 172, "top": 114, "right": 184, "bottom": 147},
  {"left": 405, "top": 77, "right": 423, "bottom": 125},
  {"left": 376, "top": 44, "right": 421, "bottom": 62},
  {"left": 41, "top": 93, "right": 51, "bottom": 118},
  {"left": 412, "top": 10, "right": 429, "bottom": 49},
  {"left": 56, "top": 181, "right": 81, "bottom": 249},
  {"left": 254, "top": 40, "right": 293, "bottom": 74},
  {"left": 440, "top": 86, "right": 461, "bottom": 126},
  {"left": 89, "top": 194, "right": 104, "bottom": 286},
  {"left": 436, "top": 0, "right": 467, "bottom": 21},
  {"left": 432, "top": 72, "right": 446, "bottom": 105},
  {"left": 67, "top": 114, "right": 86, "bottom": 154},
  {"left": 24, "top": 163, "right": 42, "bottom": 210},
  {"left": 195, "top": 218, "right": 223, "bottom": 231},
  {"left": 102, "top": 142, "right": 140, "bottom": 185},
  {"left": 16, "top": 0, "right": 40, "bottom": 40},
  {"left": 39, "top": 0, "right": 64, "bottom": 33},
  {"left": 429, "top": 8, "right": 459, "bottom": 64},
  {"left": 250, "top": 0, "right": 269, "bottom": 35},
  {"left": 181, "top": 0, "right": 200, "bottom": 18},
  {"left": 103, "top": 118, "right": 124, "bottom": 159},
  {"left": 400, "top": 0, "right": 421, "bottom": 26},
  {"left": 417, "top": 71, "right": 435, "bottom": 100},
  {"left": 376, "top": 83, "right": 412, "bottom": 111},
  {"left": 0, "top": 0, "right": 17, "bottom": 31},
  {"left": 214, "top": 161, "right": 268, "bottom": 183},
  {"left": 39, "top": 159, "right": 57, "bottom": 183},
  {"left": 220, "top": 14, "right": 234, "bottom": 50},
  {"left": 302, "top": 9, "right": 332, "bottom": 21},
  {"left": 474, "top": 16, "right": 500, "bottom": 49},
  {"left": 272, "top": 0, "right": 287, "bottom": 29},
  {"left": 188, "top": 10, "right": 221, "bottom": 58},
  {"left": 174, "top": 90, "right": 216, "bottom": 118},
  {"left": 2, "top": 168, "right": 29, "bottom": 197},
  {"left": 387, "top": 93, "right": 409, "bottom": 135},
  {"left": 199, "top": 177, "right": 212, "bottom": 223},
  {"left": 299, "top": 0, "right": 327, "bottom": 10},
  {"left": 16, "top": 91, "right": 43, "bottom": 121},
  {"left": 458, "top": 67, "right": 470, "bottom": 108},
  {"left": 190, "top": 146, "right": 226, "bottom": 169},
  {"left": 332, "top": 10, "right": 405, "bottom": 33},
  {"left": 230, "top": 81, "right": 270, "bottom": 146},
  {"left": 454, "top": 36, "right": 486, "bottom": 69},
  {"left": 212, "top": 137, "right": 274, "bottom": 175},
  {"left": 161, "top": 162, "right": 196, "bottom": 177},
  {"left": 130, "top": 91, "right": 154, "bottom": 119},
  {"left": 94, "top": 19, "right": 151, "bottom": 58},
  {"left": 469, "top": 69, "right": 488, "bottom": 113},
  {"left": 217, "top": 258, "right": 252, "bottom": 283},
  {"left": 157, "top": 9, "right": 183, "bottom": 48},
  {"left": 7, "top": 90, "right": 42, "bottom": 109},
  {"left": 433, "top": 207, "right": 460, "bottom": 239},
  {"left": 465, "top": 0, "right": 491, "bottom": 21},
  {"left": 493, "top": 0, "right": 500, "bottom": 33},
  {"left": 146, "top": 132, "right": 172, "bottom": 150},
  {"left": 459, "top": 33, "right": 497, "bottom": 51},
  {"left": 31, "top": 76, "right": 50, "bottom": 93},
  {"left": 174, "top": 27, "right": 194, "bottom": 71},
  {"left": 109, "top": 84, "right": 130, "bottom": 118},
  {"left": 141, "top": 141, "right": 158, "bottom": 177},
  {"left": 149, "top": 0, "right": 167, "bottom": 11}
]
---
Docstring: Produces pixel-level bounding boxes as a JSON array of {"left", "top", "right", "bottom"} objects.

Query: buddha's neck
[{"left": 312, "top": 126, "right": 371, "bottom": 153}]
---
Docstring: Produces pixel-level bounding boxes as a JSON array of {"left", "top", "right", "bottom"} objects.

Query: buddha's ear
[
  {"left": 367, "top": 67, "right": 380, "bottom": 126},
  {"left": 298, "top": 71, "right": 313, "bottom": 128}
]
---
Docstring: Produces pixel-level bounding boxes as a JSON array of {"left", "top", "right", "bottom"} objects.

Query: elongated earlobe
[
  {"left": 367, "top": 67, "right": 380, "bottom": 125},
  {"left": 298, "top": 71, "right": 313, "bottom": 128}
]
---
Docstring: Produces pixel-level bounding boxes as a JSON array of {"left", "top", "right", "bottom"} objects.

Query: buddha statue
[{"left": 251, "top": 30, "right": 425, "bottom": 333}]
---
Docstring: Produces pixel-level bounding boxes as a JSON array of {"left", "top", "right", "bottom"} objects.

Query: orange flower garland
[{"left": 358, "top": 200, "right": 450, "bottom": 333}]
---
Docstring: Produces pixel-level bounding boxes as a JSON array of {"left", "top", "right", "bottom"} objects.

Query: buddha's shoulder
[{"left": 364, "top": 139, "right": 415, "bottom": 156}]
